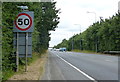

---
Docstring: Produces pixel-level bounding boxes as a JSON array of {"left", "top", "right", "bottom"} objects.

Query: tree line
[
  {"left": 2, "top": 2, "right": 59, "bottom": 80},
  {"left": 54, "top": 12, "right": 120, "bottom": 52}
]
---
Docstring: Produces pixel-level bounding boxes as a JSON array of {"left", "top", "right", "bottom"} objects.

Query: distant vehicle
[
  {"left": 53, "top": 48, "right": 57, "bottom": 51},
  {"left": 59, "top": 47, "right": 66, "bottom": 52},
  {"left": 56, "top": 49, "right": 60, "bottom": 51}
]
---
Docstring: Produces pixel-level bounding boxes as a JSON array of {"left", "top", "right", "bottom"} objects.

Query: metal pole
[
  {"left": 16, "top": 32, "right": 19, "bottom": 72},
  {"left": 25, "top": 32, "right": 28, "bottom": 72},
  {"left": 72, "top": 39, "right": 73, "bottom": 50},
  {"left": 72, "top": 36, "right": 74, "bottom": 51},
  {"left": 80, "top": 40, "right": 81, "bottom": 50},
  {"left": 87, "top": 11, "right": 98, "bottom": 52},
  {"left": 118, "top": 1, "right": 120, "bottom": 13},
  {"left": 74, "top": 24, "right": 81, "bottom": 50},
  {"left": 96, "top": 42, "right": 98, "bottom": 52},
  {"left": 87, "top": 11, "right": 96, "bottom": 23},
  {"left": 94, "top": 13, "right": 98, "bottom": 53},
  {"left": 95, "top": 36, "right": 98, "bottom": 52}
]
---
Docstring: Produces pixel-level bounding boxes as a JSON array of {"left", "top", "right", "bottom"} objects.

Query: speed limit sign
[{"left": 14, "top": 11, "right": 34, "bottom": 32}]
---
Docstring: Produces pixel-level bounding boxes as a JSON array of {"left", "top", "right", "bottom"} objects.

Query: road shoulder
[{"left": 8, "top": 53, "right": 48, "bottom": 80}]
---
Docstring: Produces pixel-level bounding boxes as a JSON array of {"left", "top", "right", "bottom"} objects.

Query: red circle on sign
[{"left": 14, "top": 13, "right": 32, "bottom": 31}]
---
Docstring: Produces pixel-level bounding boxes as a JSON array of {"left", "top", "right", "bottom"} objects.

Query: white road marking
[
  {"left": 105, "top": 59, "right": 112, "bottom": 62},
  {"left": 56, "top": 54, "right": 97, "bottom": 82}
]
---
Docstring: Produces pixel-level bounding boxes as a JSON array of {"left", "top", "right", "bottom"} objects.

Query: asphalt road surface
[{"left": 41, "top": 50, "right": 119, "bottom": 81}]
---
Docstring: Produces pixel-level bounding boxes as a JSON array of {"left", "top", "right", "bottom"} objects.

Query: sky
[{"left": 49, "top": 0, "right": 120, "bottom": 47}]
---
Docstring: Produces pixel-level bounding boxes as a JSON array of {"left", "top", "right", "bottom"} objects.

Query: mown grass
[
  {"left": 2, "top": 52, "right": 42, "bottom": 81},
  {"left": 71, "top": 49, "right": 120, "bottom": 56},
  {"left": 71, "top": 49, "right": 99, "bottom": 54}
]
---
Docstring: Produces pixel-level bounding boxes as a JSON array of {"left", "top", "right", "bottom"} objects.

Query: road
[{"left": 41, "top": 50, "right": 119, "bottom": 81}]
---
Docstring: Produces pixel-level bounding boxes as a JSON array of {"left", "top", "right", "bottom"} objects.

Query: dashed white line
[{"left": 56, "top": 54, "right": 97, "bottom": 82}]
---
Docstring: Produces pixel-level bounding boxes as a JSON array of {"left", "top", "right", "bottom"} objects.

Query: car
[{"left": 59, "top": 47, "right": 66, "bottom": 52}]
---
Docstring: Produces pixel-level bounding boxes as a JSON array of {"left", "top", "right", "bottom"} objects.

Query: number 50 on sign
[{"left": 14, "top": 11, "right": 34, "bottom": 32}]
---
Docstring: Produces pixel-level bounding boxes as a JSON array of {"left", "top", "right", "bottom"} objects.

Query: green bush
[
  {"left": 2, "top": 2, "right": 60, "bottom": 80},
  {"left": 55, "top": 13, "right": 120, "bottom": 52}
]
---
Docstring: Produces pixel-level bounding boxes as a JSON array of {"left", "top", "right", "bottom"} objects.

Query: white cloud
[{"left": 49, "top": 0, "right": 120, "bottom": 47}]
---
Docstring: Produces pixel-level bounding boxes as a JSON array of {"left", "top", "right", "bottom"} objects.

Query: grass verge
[
  {"left": 2, "top": 52, "right": 45, "bottom": 81},
  {"left": 71, "top": 49, "right": 119, "bottom": 56},
  {"left": 8, "top": 52, "right": 47, "bottom": 80},
  {"left": 71, "top": 49, "right": 98, "bottom": 54}
]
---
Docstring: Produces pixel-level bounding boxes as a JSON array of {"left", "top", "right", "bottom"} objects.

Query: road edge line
[{"left": 56, "top": 54, "right": 97, "bottom": 82}]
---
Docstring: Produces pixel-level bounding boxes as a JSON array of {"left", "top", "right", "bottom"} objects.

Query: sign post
[
  {"left": 13, "top": 6, "right": 34, "bottom": 72},
  {"left": 25, "top": 32, "right": 28, "bottom": 72},
  {"left": 16, "top": 32, "right": 19, "bottom": 72}
]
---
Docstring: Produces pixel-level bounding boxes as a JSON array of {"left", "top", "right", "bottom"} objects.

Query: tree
[
  {"left": 2, "top": 2, "right": 60, "bottom": 80},
  {"left": 55, "top": 12, "right": 120, "bottom": 52}
]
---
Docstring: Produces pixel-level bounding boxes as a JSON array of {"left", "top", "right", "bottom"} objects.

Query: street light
[
  {"left": 118, "top": 1, "right": 120, "bottom": 13},
  {"left": 87, "top": 11, "right": 98, "bottom": 52},
  {"left": 74, "top": 24, "right": 83, "bottom": 50},
  {"left": 87, "top": 11, "right": 97, "bottom": 23},
  {"left": 71, "top": 34, "right": 75, "bottom": 51}
]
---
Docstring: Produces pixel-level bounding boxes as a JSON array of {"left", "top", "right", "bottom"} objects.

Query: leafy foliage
[
  {"left": 55, "top": 12, "right": 120, "bottom": 52},
  {"left": 2, "top": 2, "right": 59, "bottom": 80}
]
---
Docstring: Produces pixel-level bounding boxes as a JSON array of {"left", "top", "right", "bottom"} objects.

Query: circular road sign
[{"left": 15, "top": 13, "right": 32, "bottom": 31}]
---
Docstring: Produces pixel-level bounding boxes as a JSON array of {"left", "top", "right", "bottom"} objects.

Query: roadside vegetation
[
  {"left": 54, "top": 12, "right": 120, "bottom": 53},
  {"left": 8, "top": 52, "right": 47, "bottom": 80},
  {"left": 71, "top": 49, "right": 97, "bottom": 54},
  {"left": 2, "top": 2, "right": 60, "bottom": 81}
]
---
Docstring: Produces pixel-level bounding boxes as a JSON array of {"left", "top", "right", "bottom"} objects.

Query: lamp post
[
  {"left": 118, "top": 1, "right": 120, "bottom": 13},
  {"left": 71, "top": 34, "right": 75, "bottom": 51},
  {"left": 87, "top": 11, "right": 98, "bottom": 52},
  {"left": 72, "top": 37, "right": 74, "bottom": 51},
  {"left": 74, "top": 24, "right": 82, "bottom": 50},
  {"left": 87, "top": 11, "right": 97, "bottom": 23}
]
